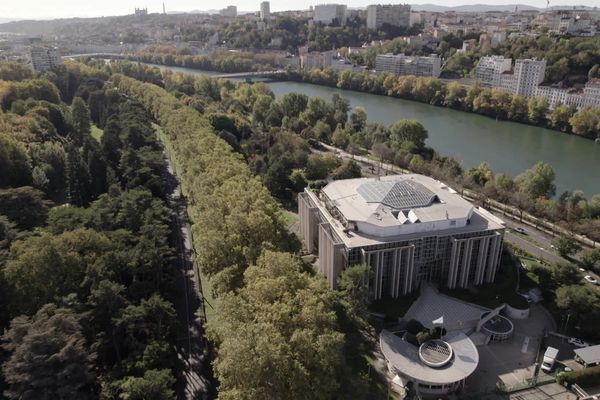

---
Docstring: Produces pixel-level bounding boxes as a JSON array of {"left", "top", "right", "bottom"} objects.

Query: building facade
[
  {"left": 29, "top": 46, "right": 61, "bottom": 72},
  {"left": 583, "top": 79, "right": 600, "bottom": 108},
  {"left": 313, "top": 4, "right": 347, "bottom": 25},
  {"left": 366, "top": 4, "right": 411, "bottom": 30},
  {"left": 475, "top": 56, "right": 512, "bottom": 87},
  {"left": 512, "top": 58, "right": 546, "bottom": 98},
  {"left": 220, "top": 5, "right": 237, "bottom": 17},
  {"left": 300, "top": 50, "right": 333, "bottom": 69},
  {"left": 298, "top": 175, "right": 505, "bottom": 300},
  {"left": 375, "top": 53, "right": 441, "bottom": 78},
  {"left": 260, "top": 1, "right": 270, "bottom": 20}
]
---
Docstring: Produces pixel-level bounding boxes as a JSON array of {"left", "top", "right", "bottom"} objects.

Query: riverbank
[{"left": 127, "top": 57, "right": 600, "bottom": 141}]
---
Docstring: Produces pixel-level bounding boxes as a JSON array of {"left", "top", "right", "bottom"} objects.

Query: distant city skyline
[{"left": 0, "top": 0, "right": 598, "bottom": 20}]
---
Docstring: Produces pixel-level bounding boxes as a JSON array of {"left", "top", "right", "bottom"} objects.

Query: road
[
  {"left": 312, "top": 141, "right": 600, "bottom": 288},
  {"left": 164, "top": 156, "right": 212, "bottom": 399}
]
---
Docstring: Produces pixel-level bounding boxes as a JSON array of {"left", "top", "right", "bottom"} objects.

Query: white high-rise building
[
  {"left": 313, "top": 4, "right": 347, "bottom": 25},
  {"left": 375, "top": 53, "right": 441, "bottom": 78},
  {"left": 512, "top": 58, "right": 546, "bottom": 98},
  {"left": 29, "top": 46, "right": 61, "bottom": 72},
  {"left": 475, "top": 56, "right": 512, "bottom": 87},
  {"left": 260, "top": 1, "right": 270, "bottom": 20},
  {"left": 366, "top": 4, "right": 411, "bottom": 30}
]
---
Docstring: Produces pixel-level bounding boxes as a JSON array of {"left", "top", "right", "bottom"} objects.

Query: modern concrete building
[
  {"left": 313, "top": 4, "right": 347, "bottom": 25},
  {"left": 475, "top": 56, "right": 513, "bottom": 87},
  {"left": 381, "top": 330, "right": 479, "bottom": 396},
  {"left": 366, "top": 4, "right": 411, "bottom": 30},
  {"left": 260, "top": 1, "right": 270, "bottom": 20},
  {"left": 298, "top": 175, "right": 505, "bottom": 300},
  {"left": 512, "top": 58, "right": 546, "bottom": 98},
  {"left": 29, "top": 46, "right": 61, "bottom": 72},
  {"left": 220, "top": 5, "right": 238, "bottom": 17},
  {"left": 375, "top": 53, "right": 441, "bottom": 78}
]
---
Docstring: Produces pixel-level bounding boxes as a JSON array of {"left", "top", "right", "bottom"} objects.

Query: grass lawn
[
  {"left": 279, "top": 210, "right": 298, "bottom": 228},
  {"left": 91, "top": 125, "right": 103, "bottom": 142}
]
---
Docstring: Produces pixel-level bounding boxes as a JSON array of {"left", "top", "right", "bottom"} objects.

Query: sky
[{"left": 0, "top": 0, "right": 598, "bottom": 20}]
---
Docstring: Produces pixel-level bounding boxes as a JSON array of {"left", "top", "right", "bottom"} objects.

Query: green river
[{"left": 155, "top": 64, "right": 600, "bottom": 197}]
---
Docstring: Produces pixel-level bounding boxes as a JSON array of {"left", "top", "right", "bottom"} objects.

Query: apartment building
[
  {"left": 29, "top": 46, "right": 61, "bottom": 72},
  {"left": 475, "top": 56, "right": 512, "bottom": 87},
  {"left": 220, "top": 5, "right": 237, "bottom": 17},
  {"left": 375, "top": 53, "right": 441, "bottom": 78},
  {"left": 583, "top": 79, "right": 600, "bottom": 108},
  {"left": 366, "top": 4, "right": 411, "bottom": 30},
  {"left": 313, "top": 4, "right": 347, "bottom": 25},
  {"left": 300, "top": 50, "right": 334, "bottom": 69},
  {"left": 513, "top": 58, "right": 546, "bottom": 98},
  {"left": 298, "top": 175, "right": 505, "bottom": 299},
  {"left": 260, "top": 1, "right": 270, "bottom": 20}
]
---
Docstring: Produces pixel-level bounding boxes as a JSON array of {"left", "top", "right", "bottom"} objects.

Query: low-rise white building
[{"left": 300, "top": 50, "right": 333, "bottom": 69}]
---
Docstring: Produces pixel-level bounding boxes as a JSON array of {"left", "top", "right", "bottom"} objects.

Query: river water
[{"left": 152, "top": 64, "right": 600, "bottom": 197}]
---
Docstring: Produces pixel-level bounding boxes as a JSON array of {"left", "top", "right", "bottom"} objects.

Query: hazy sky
[{"left": 1, "top": 0, "right": 597, "bottom": 19}]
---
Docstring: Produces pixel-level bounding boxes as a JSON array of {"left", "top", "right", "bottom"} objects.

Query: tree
[
  {"left": 0, "top": 133, "right": 31, "bottom": 188},
  {"left": 389, "top": 119, "right": 428, "bottom": 150},
  {"left": 552, "top": 235, "right": 578, "bottom": 258},
  {"left": 305, "top": 153, "right": 338, "bottom": 180},
  {"left": 70, "top": 97, "right": 92, "bottom": 145},
  {"left": 515, "top": 162, "right": 556, "bottom": 199},
  {"left": 0, "top": 186, "right": 50, "bottom": 230},
  {"left": 527, "top": 97, "right": 549, "bottom": 125},
  {"left": 2, "top": 304, "right": 96, "bottom": 400},
  {"left": 555, "top": 284, "right": 598, "bottom": 315},
  {"left": 337, "top": 264, "right": 369, "bottom": 319},
  {"left": 332, "top": 159, "right": 361, "bottom": 180},
  {"left": 278, "top": 92, "right": 308, "bottom": 118},
  {"left": 115, "top": 369, "right": 176, "bottom": 400},
  {"left": 207, "top": 251, "right": 345, "bottom": 400},
  {"left": 252, "top": 94, "right": 273, "bottom": 126},
  {"left": 4, "top": 229, "right": 110, "bottom": 313},
  {"left": 569, "top": 107, "right": 600, "bottom": 139},
  {"left": 349, "top": 107, "right": 367, "bottom": 133},
  {"left": 580, "top": 248, "right": 600, "bottom": 272},
  {"left": 550, "top": 104, "right": 577, "bottom": 132}
]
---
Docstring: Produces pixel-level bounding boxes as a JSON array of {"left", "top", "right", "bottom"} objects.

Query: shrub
[{"left": 556, "top": 365, "right": 600, "bottom": 386}]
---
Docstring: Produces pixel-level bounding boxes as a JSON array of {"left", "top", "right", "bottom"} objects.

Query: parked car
[
  {"left": 567, "top": 337, "right": 590, "bottom": 348},
  {"left": 514, "top": 227, "right": 527, "bottom": 234},
  {"left": 584, "top": 275, "right": 599, "bottom": 285},
  {"left": 579, "top": 267, "right": 587, "bottom": 272}
]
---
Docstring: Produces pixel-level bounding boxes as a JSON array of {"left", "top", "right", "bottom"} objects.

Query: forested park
[{"left": 1, "top": 59, "right": 600, "bottom": 399}]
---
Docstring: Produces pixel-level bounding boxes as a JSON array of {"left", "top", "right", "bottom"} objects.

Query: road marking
[{"left": 521, "top": 336, "right": 530, "bottom": 353}]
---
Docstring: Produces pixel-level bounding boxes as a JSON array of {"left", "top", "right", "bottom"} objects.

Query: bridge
[
  {"left": 62, "top": 53, "right": 128, "bottom": 60},
  {"left": 211, "top": 69, "right": 286, "bottom": 79}
]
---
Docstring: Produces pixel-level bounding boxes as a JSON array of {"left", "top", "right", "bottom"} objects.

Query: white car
[
  {"left": 567, "top": 337, "right": 590, "bottom": 348},
  {"left": 584, "top": 275, "right": 599, "bottom": 285}
]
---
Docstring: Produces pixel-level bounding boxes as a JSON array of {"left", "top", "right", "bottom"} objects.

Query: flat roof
[
  {"left": 307, "top": 174, "right": 504, "bottom": 248},
  {"left": 380, "top": 330, "right": 479, "bottom": 385},
  {"left": 574, "top": 344, "right": 600, "bottom": 365},
  {"left": 323, "top": 174, "right": 478, "bottom": 225}
]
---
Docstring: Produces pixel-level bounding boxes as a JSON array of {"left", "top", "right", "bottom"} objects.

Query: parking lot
[
  {"left": 468, "top": 304, "right": 555, "bottom": 394},
  {"left": 540, "top": 334, "right": 585, "bottom": 375}
]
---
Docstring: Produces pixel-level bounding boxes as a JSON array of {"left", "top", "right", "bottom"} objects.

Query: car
[
  {"left": 579, "top": 267, "right": 587, "bottom": 273},
  {"left": 550, "top": 244, "right": 556, "bottom": 250},
  {"left": 584, "top": 275, "right": 599, "bottom": 285},
  {"left": 567, "top": 337, "right": 590, "bottom": 348},
  {"left": 514, "top": 227, "right": 527, "bottom": 234}
]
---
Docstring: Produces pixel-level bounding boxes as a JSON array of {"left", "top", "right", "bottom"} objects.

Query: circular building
[
  {"left": 480, "top": 312, "right": 514, "bottom": 342},
  {"left": 380, "top": 330, "right": 479, "bottom": 397}
]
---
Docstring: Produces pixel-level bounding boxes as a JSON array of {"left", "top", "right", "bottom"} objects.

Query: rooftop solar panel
[{"left": 357, "top": 179, "right": 437, "bottom": 210}]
